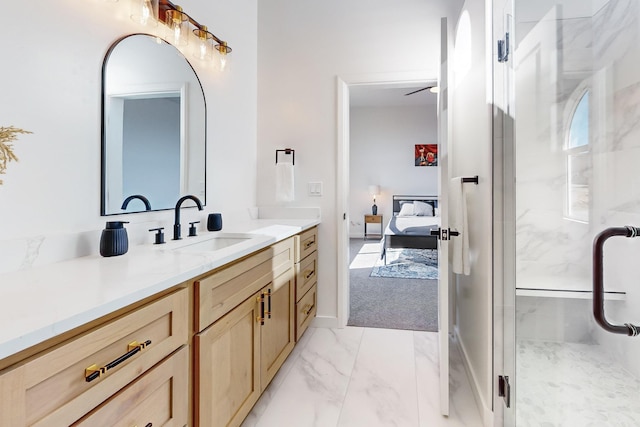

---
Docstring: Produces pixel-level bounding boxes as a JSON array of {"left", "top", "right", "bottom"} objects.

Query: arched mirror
[{"left": 101, "top": 34, "right": 206, "bottom": 215}]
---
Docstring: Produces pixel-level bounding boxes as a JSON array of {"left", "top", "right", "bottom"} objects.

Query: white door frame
[{"left": 335, "top": 71, "right": 438, "bottom": 328}]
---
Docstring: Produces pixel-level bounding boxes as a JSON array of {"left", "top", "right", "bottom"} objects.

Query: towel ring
[{"left": 276, "top": 149, "right": 295, "bottom": 165}]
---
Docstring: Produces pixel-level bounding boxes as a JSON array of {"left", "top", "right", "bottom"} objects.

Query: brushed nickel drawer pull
[{"left": 85, "top": 339, "right": 152, "bottom": 383}]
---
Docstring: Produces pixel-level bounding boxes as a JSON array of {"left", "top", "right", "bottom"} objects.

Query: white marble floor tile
[
  {"left": 337, "top": 327, "right": 420, "bottom": 427},
  {"left": 415, "top": 332, "right": 483, "bottom": 427},
  {"left": 447, "top": 337, "right": 484, "bottom": 427},
  {"left": 241, "top": 327, "right": 318, "bottom": 427},
  {"left": 415, "top": 331, "right": 443, "bottom": 426},
  {"left": 247, "top": 326, "right": 365, "bottom": 427},
  {"left": 243, "top": 326, "right": 484, "bottom": 427}
]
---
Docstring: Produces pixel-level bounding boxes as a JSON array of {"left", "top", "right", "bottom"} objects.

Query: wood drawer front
[
  {"left": 296, "top": 251, "right": 317, "bottom": 301},
  {"left": 0, "top": 288, "right": 189, "bottom": 427},
  {"left": 295, "top": 227, "right": 317, "bottom": 262},
  {"left": 296, "top": 284, "right": 317, "bottom": 341},
  {"left": 364, "top": 215, "right": 382, "bottom": 223},
  {"left": 73, "top": 346, "right": 189, "bottom": 427},
  {"left": 195, "top": 237, "right": 294, "bottom": 331}
]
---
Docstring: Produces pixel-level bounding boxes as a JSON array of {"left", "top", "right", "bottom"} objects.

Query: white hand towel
[
  {"left": 450, "top": 177, "right": 470, "bottom": 275},
  {"left": 275, "top": 162, "right": 294, "bottom": 202}
]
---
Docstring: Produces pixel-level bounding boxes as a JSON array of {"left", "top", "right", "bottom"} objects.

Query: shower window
[{"left": 565, "top": 91, "right": 590, "bottom": 222}]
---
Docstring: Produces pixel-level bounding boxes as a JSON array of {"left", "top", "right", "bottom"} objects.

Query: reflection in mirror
[{"left": 101, "top": 34, "right": 206, "bottom": 215}]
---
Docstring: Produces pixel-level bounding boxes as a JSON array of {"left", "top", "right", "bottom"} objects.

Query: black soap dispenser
[{"left": 100, "top": 221, "right": 129, "bottom": 257}]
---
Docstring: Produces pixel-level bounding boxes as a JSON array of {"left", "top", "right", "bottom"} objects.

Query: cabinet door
[
  {"left": 260, "top": 270, "right": 295, "bottom": 389},
  {"left": 195, "top": 294, "right": 261, "bottom": 427}
]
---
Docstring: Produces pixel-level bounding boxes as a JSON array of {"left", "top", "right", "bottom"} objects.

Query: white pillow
[
  {"left": 413, "top": 200, "right": 434, "bottom": 216},
  {"left": 434, "top": 208, "right": 440, "bottom": 216},
  {"left": 397, "top": 203, "right": 415, "bottom": 216}
]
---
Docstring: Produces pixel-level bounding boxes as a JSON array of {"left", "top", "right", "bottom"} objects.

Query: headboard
[{"left": 392, "top": 195, "right": 439, "bottom": 215}]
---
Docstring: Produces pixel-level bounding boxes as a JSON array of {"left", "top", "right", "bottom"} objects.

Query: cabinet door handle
[
  {"left": 301, "top": 303, "right": 315, "bottom": 316},
  {"left": 265, "top": 289, "right": 272, "bottom": 319},
  {"left": 257, "top": 293, "right": 265, "bottom": 325},
  {"left": 85, "top": 340, "right": 152, "bottom": 382},
  {"left": 304, "top": 269, "right": 315, "bottom": 280},
  {"left": 304, "top": 238, "right": 315, "bottom": 249}
]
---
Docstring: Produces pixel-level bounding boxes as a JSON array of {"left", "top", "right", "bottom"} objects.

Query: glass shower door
[{"left": 508, "top": 0, "right": 640, "bottom": 424}]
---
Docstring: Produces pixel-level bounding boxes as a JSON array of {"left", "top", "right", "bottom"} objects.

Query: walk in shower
[{"left": 500, "top": 0, "right": 640, "bottom": 424}]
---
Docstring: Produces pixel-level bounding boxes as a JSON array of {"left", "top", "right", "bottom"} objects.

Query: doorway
[
  {"left": 336, "top": 75, "right": 438, "bottom": 328},
  {"left": 346, "top": 83, "right": 439, "bottom": 331}
]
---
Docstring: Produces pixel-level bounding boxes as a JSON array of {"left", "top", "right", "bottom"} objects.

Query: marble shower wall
[{"left": 515, "top": 0, "right": 640, "bottom": 378}]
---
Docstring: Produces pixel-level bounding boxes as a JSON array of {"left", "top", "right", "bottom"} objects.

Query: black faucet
[
  {"left": 173, "top": 195, "right": 203, "bottom": 240},
  {"left": 121, "top": 194, "right": 152, "bottom": 211}
]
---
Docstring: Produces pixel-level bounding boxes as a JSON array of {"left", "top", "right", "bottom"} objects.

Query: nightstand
[{"left": 364, "top": 214, "right": 383, "bottom": 240}]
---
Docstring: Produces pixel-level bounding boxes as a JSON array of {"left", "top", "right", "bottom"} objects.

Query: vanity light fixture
[
  {"left": 193, "top": 25, "right": 214, "bottom": 61},
  {"left": 157, "top": 0, "right": 233, "bottom": 67},
  {"left": 130, "top": 0, "right": 158, "bottom": 26},
  {"left": 216, "top": 41, "right": 231, "bottom": 72},
  {"left": 165, "top": 5, "right": 189, "bottom": 46}
]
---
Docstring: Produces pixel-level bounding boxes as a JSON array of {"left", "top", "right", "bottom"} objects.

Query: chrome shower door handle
[{"left": 592, "top": 226, "right": 640, "bottom": 337}]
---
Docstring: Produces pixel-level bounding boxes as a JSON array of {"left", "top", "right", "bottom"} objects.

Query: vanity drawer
[
  {"left": 195, "top": 237, "right": 294, "bottom": 331},
  {"left": 0, "top": 288, "right": 189, "bottom": 427},
  {"left": 296, "top": 284, "right": 317, "bottom": 341},
  {"left": 73, "top": 346, "right": 189, "bottom": 427},
  {"left": 296, "top": 251, "right": 317, "bottom": 301},
  {"left": 295, "top": 226, "right": 317, "bottom": 262}
]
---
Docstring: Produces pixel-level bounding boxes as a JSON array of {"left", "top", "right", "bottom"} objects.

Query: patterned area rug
[{"left": 370, "top": 248, "right": 438, "bottom": 279}]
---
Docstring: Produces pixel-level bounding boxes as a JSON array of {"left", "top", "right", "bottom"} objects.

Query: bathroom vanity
[{"left": 0, "top": 221, "right": 319, "bottom": 427}]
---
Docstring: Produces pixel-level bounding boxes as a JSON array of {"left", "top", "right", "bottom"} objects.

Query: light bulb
[
  {"left": 131, "top": 0, "right": 157, "bottom": 26},
  {"left": 193, "top": 26, "right": 213, "bottom": 61},
  {"left": 141, "top": 0, "right": 151, "bottom": 24},
  {"left": 216, "top": 41, "right": 231, "bottom": 72},
  {"left": 166, "top": 7, "right": 188, "bottom": 46},
  {"left": 174, "top": 25, "right": 182, "bottom": 44}
]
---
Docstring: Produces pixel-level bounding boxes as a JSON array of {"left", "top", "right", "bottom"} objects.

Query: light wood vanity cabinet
[
  {"left": 294, "top": 226, "right": 318, "bottom": 341},
  {"left": 194, "top": 237, "right": 296, "bottom": 427},
  {"left": 0, "top": 226, "right": 317, "bottom": 427},
  {"left": 0, "top": 288, "right": 189, "bottom": 426}
]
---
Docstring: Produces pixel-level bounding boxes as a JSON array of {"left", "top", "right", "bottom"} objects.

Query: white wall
[
  {"left": 257, "top": 0, "right": 463, "bottom": 324},
  {"left": 0, "top": 0, "right": 258, "bottom": 272},
  {"left": 349, "top": 105, "right": 437, "bottom": 237},
  {"left": 450, "top": 0, "right": 494, "bottom": 421}
]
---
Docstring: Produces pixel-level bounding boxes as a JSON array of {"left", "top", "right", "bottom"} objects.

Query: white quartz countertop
[{"left": 0, "top": 218, "right": 319, "bottom": 361}]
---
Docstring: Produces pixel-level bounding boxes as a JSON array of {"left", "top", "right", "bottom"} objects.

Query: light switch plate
[{"left": 308, "top": 182, "right": 323, "bottom": 196}]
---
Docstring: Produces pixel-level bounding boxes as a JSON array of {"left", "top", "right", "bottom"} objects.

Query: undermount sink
[{"left": 169, "top": 233, "right": 270, "bottom": 253}]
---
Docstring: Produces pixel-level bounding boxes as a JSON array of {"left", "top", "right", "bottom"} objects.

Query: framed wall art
[{"left": 415, "top": 144, "right": 437, "bottom": 166}]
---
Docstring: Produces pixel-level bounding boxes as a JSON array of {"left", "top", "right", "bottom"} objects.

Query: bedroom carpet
[
  {"left": 347, "top": 239, "right": 438, "bottom": 332},
  {"left": 371, "top": 248, "right": 439, "bottom": 279}
]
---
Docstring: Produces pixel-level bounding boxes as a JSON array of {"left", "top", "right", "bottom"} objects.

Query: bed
[{"left": 380, "top": 195, "right": 440, "bottom": 263}]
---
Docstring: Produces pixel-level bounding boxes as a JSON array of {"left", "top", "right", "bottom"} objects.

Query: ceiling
[{"left": 349, "top": 85, "right": 438, "bottom": 108}]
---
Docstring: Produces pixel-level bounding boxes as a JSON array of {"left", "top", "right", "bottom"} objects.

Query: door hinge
[
  {"left": 498, "top": 375, "right": 511, "bottom": 408},
  {"left": 497, "top": 32, "right": 510, "bottom": 63}
]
